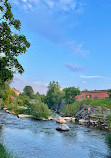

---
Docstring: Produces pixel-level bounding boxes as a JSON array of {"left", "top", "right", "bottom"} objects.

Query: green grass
[
  {"left": 80, "top": 98, "right": 111, "bottom": 109},
  {"left": 61, "top": 98, "right": 111, "bottom": 117},
  {"left": 0, "top": 143, "right": 13, "bottom": 158}
]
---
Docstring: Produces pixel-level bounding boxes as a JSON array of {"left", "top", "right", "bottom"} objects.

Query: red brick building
[{"left": 76, "top": 90, "right": 109, "bottom": 100}]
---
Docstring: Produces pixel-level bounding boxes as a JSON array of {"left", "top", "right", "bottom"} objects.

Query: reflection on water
[{"left": 0, "top": 110, "right": 111, "bottom": 158}]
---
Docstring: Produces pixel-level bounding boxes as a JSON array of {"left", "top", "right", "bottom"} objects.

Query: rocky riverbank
[{"left": 2, "top": 107, "right": 110, "bottom": 131}]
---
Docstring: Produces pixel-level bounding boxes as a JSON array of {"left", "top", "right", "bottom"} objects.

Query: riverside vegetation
[{"left": 0, "top": 143, "right": 13, "bottom": 158}]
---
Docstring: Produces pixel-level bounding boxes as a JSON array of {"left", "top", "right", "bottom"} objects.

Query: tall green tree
[
  {"left": 45, "top": 81, "right": 62, "bottom": 111},
  {"left": 0, "top": 0, "right": 30, "bottom": 85},
  {"left": 63, "top": 87, "right": 80, "bottom": 104},
  {"left": 23, "top": 86, "right": 34, "bottom": 99}
]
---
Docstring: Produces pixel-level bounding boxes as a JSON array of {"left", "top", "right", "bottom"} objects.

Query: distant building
[
  {"left": 9, "top": 96, "right": 16, "bottom": 102},
  {"left": 76, "top": 90, "right": 109, "bottom": 100},
  {"left": 11, "top": 89, "right": 20, "bottom": 96}
]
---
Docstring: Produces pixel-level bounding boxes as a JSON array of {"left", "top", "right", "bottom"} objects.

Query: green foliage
[
  {"left": 80, "top": 98, "right": 111, "bottom": 109},
  {"left": 61, "top": 101, "right": 80, "bottom": 117},
  {"left": 45, "top": 81, "right": 62, "bottom": 111},
  {"left": 0, "top": 81, "right": 12, "bottom": 104},
  {"left": 105, "top": 134, "right": 111, "bottom": 148},
  {"left": 108, "top": 89, "right": 111, "bottom": 98},
  {"left": 23, "top": 86, "right": 34, "bottom": 99},
  {"left": 0, "top": 143, "right": 13, "bottom": 158},
  {"left": 63, "top": 87, "right": 80, "bottom": 104},
  {"left": 34, "top": 92, "right": 41, "bottom": 101},
  {"left": 0, "top": 98, "right": 4, "bottom": 107},
  {"left": 106, "top": 114, "right": 111, "bottom": 130},
  {"left": 32, "top": 102, "right": 52, "bottom": 119},
  {"left": 18, "top": 94, "right": 30, "bottom": 106},
  {"left": 0, "top": 0, "right": 30, "bottom": 85},
  {"left": 95, "top": 114, "right": 104, "bottom": 117}
]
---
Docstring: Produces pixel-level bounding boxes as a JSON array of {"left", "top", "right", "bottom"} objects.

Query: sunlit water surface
[{"left": 0, "top": 110, "right": 111, "bottom": 158}]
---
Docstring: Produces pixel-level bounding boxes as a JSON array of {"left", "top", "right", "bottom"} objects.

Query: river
[{"left": 0, "top": 110, "right": 111, "bottom": 158}]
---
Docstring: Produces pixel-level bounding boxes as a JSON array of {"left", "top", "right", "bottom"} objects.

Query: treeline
[{"left": 0, "top": 80, "right": 80, "bottom": 118}]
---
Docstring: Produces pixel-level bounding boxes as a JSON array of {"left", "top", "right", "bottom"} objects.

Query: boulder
[
  {"left": 71, "top": 117, "right": 76, "bottom": 123},
  {"left": 56, "top": 124, "right": 69, "bottom": 131},
  {"left": 48, "top": 116, "right": 57, "bottom": 121},
  {"left": 17, "top": 114, "right": 32, "bottom": 118},
  {"left": 62, "top": 117, "right": 72, "bottom": 121},
  {"left": 56, "top": 116, "right": 66, "bottom": 124},
  {"left": 79, "top": 119, "right": 86, "bottom": 125}
]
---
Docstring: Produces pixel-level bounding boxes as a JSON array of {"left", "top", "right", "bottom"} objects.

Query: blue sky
[{"left": 9, "top": 0, "right": 111, "bottom": 94}]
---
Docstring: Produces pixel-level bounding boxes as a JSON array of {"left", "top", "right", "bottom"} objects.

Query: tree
[
  {"left": 63, "top": 87, "right": 80, "bottom": 104},
  {"left": 0, "top": 80, "right": 12, "bottom": 102},
  {"left": 45, "top": 81, "right": 62, "bottom": 111},
  {"left": 23, "top": 86, "right": 34, "bottom": 99},
  {"left": 34, "top": 92, "right": 41, "bottom": 101},
  {"left": 108, "top": 89, "right": 111, "bottom": 99},
  {"left": 0, "top": 0, "right": 30, "bottom": 85}
]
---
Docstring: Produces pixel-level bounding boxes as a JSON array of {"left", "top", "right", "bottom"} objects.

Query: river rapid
[{"left": 0, "top": 110, "right": 111, "bottom": 158}]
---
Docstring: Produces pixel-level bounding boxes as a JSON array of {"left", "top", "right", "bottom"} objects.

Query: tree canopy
[
  {"left": 63, "top": 87, "right": 80, "bottom": 104},
  {"left": 23, "top": 86, "right": 34, "bottom": 99},
  {"left": 45, "top": 81, "right": 62, "bottom": 111},
  {"left": 0, "top": 0, "right": 30, "bottom": 85}
]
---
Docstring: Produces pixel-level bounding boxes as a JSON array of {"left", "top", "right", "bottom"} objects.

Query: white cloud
[
  {"left": 80, "top": 75, "right": 104, "bottom": 79},
  {"left": 10, "top": 76, "right": 48, "bottom": 94},
  {"left": 81, "top": 81, "right": 86, "bottom": 84},
  {"left": 58, "top": 0, "right": 77, "bottom": 11},
  {"left": 65, "top": 63, "right": 84, "bottom": 72},
  {"left": 11, "top": 0, "right": 85, "bottom": 13},
  {"left": 44, "top": 0, "right": 55, "bottom": 9},
  {"left": 22, "top": 0, "right": 27, "bottom": 2},
  {"left": 66, "top": 41, "right": 88, "bottom": 56}
]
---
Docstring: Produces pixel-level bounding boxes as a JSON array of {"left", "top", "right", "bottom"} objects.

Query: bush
[
  {"left": 105, "top": 134, "right": 111, "bottom": 148},
  {"left": 32, "top": 102, "right": 52, "bottom": 119},
  {"left": 61, "top": 101, "right": 80, "bottom": 117},
  {"left": 106, "top": 114, "right": 111, "bottom": 130},
  {"left": 0, "top": 143, "right": 13, "bottom": 158},
  {"left": 0, "top": 98, "right": 4, "bottom": 107}
]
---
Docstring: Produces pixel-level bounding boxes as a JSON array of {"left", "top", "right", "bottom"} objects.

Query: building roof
[{"left": 11, "top": 89, "right": 20, "bottom": 94}]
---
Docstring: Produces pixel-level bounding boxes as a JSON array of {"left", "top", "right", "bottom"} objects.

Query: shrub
[
  {"left": 61, "top": 101, "right": 80, "bottom": 117},
  {"left": 106, "top": 114, "right": 111, "bottom": 130},
  {"left": 105, "top": 134, "right": 111, "bottom": 148},
  {"left": 32, "top": 102, "right": 52, "bottom": 119},
  {"left": 0, "top": 143, "right": 13, "bottom": 158}
]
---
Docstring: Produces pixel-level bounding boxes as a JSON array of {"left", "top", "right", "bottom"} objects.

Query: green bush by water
[
  {"left": 61, "top": 101, "right": 80, "bottom": 117},
  {"left": 32, "top": 102, "right": 52, "bottom": 119},
  {"left": 105, "top": 134, "right": 111, "bottom": 148},
  {"left": 0, "top": 143, "right": 13, "bottom": 158}
]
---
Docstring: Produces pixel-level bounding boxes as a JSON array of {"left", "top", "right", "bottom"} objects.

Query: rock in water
[
  {"left": 56, "top": 116, "right": 66, "bottom": 124},
  {"left": 56, "top": 124, "right": 69, "bottom": 131}
]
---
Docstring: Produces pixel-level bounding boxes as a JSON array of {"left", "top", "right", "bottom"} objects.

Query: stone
[
  {"left": 71, "top": 117, "right": 76, "bottom": 123},
  {"left": 56, "top": 116, "right": 66, "bottom": 124},
  {"left": 62, "top": 117, "right": 72, "bottom": 121},
  {"left": 79, "top": 119, "right": 86, "bottom": 125},
  {"left": 17, "top": 114, "right": 32, "bottom": 118},
  {"left": 56, "top": 124, "right": 69, "bottom": 131},
  {"left": 48, "top": 116, "right": 57, "bottom": 121}
]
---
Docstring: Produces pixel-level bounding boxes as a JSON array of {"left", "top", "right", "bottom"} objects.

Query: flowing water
[{"left": 0, "top": 110, "right": 111, "bottom": 158}]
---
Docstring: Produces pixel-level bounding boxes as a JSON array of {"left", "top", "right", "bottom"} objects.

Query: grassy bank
[
  {"left": 80, "top": 98, "right": 111, "bottom": 109},
  {"left": 0, "top": 143, "right": 13, "bottom": 158},
  {"left": 61, "top": 98, "right": 111, "bottom": 117}
]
